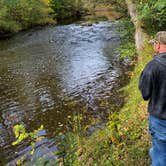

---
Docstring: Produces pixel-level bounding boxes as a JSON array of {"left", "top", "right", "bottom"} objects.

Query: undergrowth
[{"left": 118, "top": 18, "right": 136, "bottom": 60}]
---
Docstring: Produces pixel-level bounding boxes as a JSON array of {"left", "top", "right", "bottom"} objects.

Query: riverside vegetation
[
  {"left": 0, "top": 0, "right": 54, "bottom": 34},
  {"left": 0, "top": 0, "right": 86, "bottom": 35},
  {"left": 7, "top": 0, "right": 166, "bottom": 165}
]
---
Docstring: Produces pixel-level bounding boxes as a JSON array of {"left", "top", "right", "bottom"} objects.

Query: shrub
[
  {"left": 0, "top": 0, "right": 54, "bottom": 33},
  {"left": 138, "top": 0, "right": 166, "bottom": 32},
  {"left": 50, "top": 0, "right": 85, "bottom": 20}
]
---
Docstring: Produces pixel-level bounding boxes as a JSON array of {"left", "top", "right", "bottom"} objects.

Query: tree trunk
[{"left": 125, "top": 0, "right": 146, "bottom": 58}]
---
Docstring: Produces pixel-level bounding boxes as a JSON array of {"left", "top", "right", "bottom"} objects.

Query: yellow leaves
[
  {"left": 110, "top": 136, "right": 116, "bottom": 143},
  {"left": 12, "top": 125, "right": 29, "bottom": 145},
  {"left": 13, "top": 124, "right": 26, "bottom": 138},
  {"left": 12, "top": 124, "right": 45, "bottom": 155},
  {"left": 67, "top": 115, "right": 72, "bottom": 119},
  {"left": 33, "top": 125, "right": 44, "bottom": 135},
  {"left": 16, "top": 156, "right": 26, "bottom": 166},
  {"left": 41, "top": 0, "right": 50, "bottom": 6},
  {"left": 30, "top": 142, "right": 35, "bottom": 155},
  {"left": 36, "top": 136, "right": 45, "bottom": 142},
  {"left": 124, "top": 126, "right": 129, "bottom": 132}
]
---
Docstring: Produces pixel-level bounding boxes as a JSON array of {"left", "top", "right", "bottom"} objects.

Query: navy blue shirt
[{"left": 139, "top": 52, "right": 166, "bottom": 119}]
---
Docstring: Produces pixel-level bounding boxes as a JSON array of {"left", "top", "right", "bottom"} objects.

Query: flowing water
[{"left": 0, "top": 19, "right": 131, "bottom": 164}]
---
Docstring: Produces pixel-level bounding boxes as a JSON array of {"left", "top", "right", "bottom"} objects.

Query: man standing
[{"left": 139, "top": 31, "right": 166, "bottom": 166}]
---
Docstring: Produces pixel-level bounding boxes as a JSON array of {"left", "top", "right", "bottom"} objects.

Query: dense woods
[{"left": 111, "top": 0, "right": 166, "bottom": 33}]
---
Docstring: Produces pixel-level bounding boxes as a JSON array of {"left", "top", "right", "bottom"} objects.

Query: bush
[
  {"left": 0, "top": 0, "right": 54, "bottom": 33},
  {"left": 138, "top": 0, "right": 166, "bottom": 32},
  {"left": 50, "top": 0, "right": 85, "bottom": 20},
  {"left": 118, "top": 18, "right": 136, "bottom": 59}
]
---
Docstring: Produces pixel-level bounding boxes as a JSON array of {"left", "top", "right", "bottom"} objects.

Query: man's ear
[{"left": 157, "top": 42, "right": 160, "bottom": 49}]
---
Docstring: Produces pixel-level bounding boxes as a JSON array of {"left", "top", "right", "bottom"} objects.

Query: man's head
[{"left": 149, "top": 31, "right": 166, "bottom": 54}]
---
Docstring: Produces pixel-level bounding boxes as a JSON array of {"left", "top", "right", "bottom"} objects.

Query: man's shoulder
[{"left": 144, "top": 59, "right": 157, "bottom": 70}]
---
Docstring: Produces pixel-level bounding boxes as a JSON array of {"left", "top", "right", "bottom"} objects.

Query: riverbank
[
  {"left": 0, "top": 0, "right": 89, "bottom": 38},
  {"left": 54, "top": 38, "right": 154, "bottom": 166},
  {"left": 50, "top": 9, "right": 154, "bottom": 163},
  {"left": 0, "top": 5, "right": 119, "bottom": 39},
  {"left": 69, "top": 2, "right": 156, "bottom": 164},
  {"left": 52, "top": 3, "right": 155, "bottom": 163},
  {"left": 0, "top": 17, "right": 132, "bottom": 165}
]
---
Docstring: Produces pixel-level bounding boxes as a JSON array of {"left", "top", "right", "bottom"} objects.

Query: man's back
[
  {"left": 139, "top": 52, "right": 166, "bottom": 119},
  {"left": 139, "top": 31, "right": 166, "bottom": 166}
]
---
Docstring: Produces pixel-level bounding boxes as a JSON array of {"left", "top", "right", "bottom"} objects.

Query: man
[{"left": 139, "top": 31, "right": 166, "bottom": 166}]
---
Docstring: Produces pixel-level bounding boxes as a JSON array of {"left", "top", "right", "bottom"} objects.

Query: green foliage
[
  {"left": 56, "top": 132, "right": 80, "bottom": 166},
  {"left": 50, "top": 0, "right": 85, "bottom": 20},
  {"left": 112, "top": 42, "right": 153, "bottom": 165},
  {"left": 0, "top": 0, "right": 54, "bottom": 33},
  {"left": 138, "top": 0, "right": 166, "bottom": 32},
  {"left": 0, "top": 0, "right": 20, "bottom": 32},
  {"left": 118, "top": 19, "right": 136, "bottom": 59},
  {"left": 110, "top": 0, "right": 128, "bottom": 16},
  {"left": 119, "top": 42, "right": 136, "bottom": 59},
  {"left": 56, "top": 114, "right": 83, "bottom": 165},
  {"left": 12, "top": 124, "right": 45, "bottom": 155},
  {"left": 119, "top": 19, "right": 135, "bottom": 41}
]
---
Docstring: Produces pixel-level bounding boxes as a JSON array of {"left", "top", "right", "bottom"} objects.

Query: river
[{"left": 0, "top": 14, "right": 131, "bottom": 164}]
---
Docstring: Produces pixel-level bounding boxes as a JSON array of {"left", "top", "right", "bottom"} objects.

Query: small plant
[
  {"left": 55, "top": 114, "right": 84, "bottom": 166},
  {"left": 119, "top": 41, "right": 136, "bottom": 59},
  {"left": 12, "top": 124, "right": 45, "bottom": 155},
  {"left": 118, "top": 18, "right": 136, "bottom": 59}
]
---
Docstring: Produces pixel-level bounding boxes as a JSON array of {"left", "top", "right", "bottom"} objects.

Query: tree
[
  {"left": 0, "top": 0, "right": 54, "bottom": 33},
  {"left": 50, "top": 0, "right": 85, "bottom": 20},
  {"left": 138, "top": 0, "right": 166, "bottom": 32}
]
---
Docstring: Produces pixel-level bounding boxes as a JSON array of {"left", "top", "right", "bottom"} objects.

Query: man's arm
[{"left": 139, "top": 62, "right": 153, "bottom": 101}]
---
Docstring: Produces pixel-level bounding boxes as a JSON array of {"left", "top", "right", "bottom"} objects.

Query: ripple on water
[{"left": 0, "top": 21, "right": 130, "bottom": 164}]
